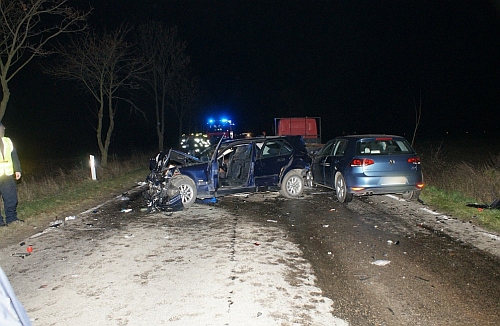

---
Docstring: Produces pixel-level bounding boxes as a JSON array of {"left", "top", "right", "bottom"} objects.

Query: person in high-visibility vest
[{"left": 0, "top": 123, "right": 22, "bottom": 226}]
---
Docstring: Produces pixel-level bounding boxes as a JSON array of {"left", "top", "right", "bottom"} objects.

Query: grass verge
[
  {"left": 17, "top": 167, "right": 148, "bottom": 221},
  {"left": 420, "top": 186, "right": 500, "bottom": 232},
  {"left": 417, "top": 138, "right": 500, "bottom": 233},
  {"left": 0, "top": 153, "right": 150, "bottom": 249}
]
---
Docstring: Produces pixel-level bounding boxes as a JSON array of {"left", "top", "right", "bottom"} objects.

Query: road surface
[{"left": 0, "top": 185, "right": 498, "bottom": 325}]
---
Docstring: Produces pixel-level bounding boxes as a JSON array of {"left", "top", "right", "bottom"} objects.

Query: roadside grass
[
  {"left": 417, "top": 138, "right": 500, "bottom": 233},
  {"left": 420, "top": 186, "right": 500, "bottom": 231},
  {"left": 0, "top": 153, "right": 150, "bottom": 248}
]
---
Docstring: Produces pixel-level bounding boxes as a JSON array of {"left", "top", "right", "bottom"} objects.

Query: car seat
[
  {"left": 267, "top": 147, "right": 278, "bottom": 156},
  {"left": 368, "top": 142, "right": 381, "bottom": 154},
  {"left": 228, "top": 145, "right": 251, "bottom": 184}
]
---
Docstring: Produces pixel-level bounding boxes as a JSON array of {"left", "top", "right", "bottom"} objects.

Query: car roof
[
  {"left": 214, "top": 135, "right": 308, "bottom": 154},
  {"left": 337, "top": 134, "right": 408, "bottom": 140},
  {"left": 221, "top": 135, "right": 304, "bottom": 145}
]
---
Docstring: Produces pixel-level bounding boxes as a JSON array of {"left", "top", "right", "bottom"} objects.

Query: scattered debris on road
[
  {"left": 49, "top": 220, "right": 64, "bottom": 227},
  {"left": 466, "top": 198, "right": 500, "bottom": 210},
  {"left": 371, "top": 260, "right": 391, "bottom": 266}
]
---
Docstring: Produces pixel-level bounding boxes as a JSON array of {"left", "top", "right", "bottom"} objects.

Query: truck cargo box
[{"left": 274, "top": 117, "right": 321, "bottom": 144}]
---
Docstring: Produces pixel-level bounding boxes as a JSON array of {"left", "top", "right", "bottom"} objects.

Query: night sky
[{"left": 4, "top": 1, "right": 500, "bottom": 161}]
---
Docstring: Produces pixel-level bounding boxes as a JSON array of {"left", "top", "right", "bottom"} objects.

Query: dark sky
[{"left": 5, "top": 0, "right": 500, "bottom": 159}]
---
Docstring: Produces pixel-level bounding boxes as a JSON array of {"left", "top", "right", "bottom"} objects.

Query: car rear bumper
[{"left": 349, "top": 185, "right": 422, "bottom": 196}]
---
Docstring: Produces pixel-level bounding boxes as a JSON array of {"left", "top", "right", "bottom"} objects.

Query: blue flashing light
[{"left": 207, "top": 117, "right": 233, "bottom": 126}]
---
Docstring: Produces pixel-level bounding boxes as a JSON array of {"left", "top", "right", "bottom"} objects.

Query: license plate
[{"left": 380, "top": 177, "right": 407, "bottom": 185}]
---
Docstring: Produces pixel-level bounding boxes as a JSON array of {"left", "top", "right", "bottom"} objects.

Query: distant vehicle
[
  {"left": 274, "top": 117, "right": 321, "bottom": 143},
  {"left": 206, "top": 118, "right": 235, "bottom": 144},
  {"left": 309, "top": 134, "right": 424, "bottom": 203},
  {"left": 146, "top": 136, "right": 312, "bottom": 209},
  {"left": 274, "top": 117, "right": 322, "bottom": 153}
]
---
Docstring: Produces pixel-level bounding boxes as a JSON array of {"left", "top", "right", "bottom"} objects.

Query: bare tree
[
  {"left": 0, "top": 0, "right": 90, "bottom": 121},
  {"left": 47, "top": 26, "right": 145, "bottom": 166},
  {"left": 170, "top": 70, "right": 199, "bottom": 141},
  {"left": 137, "top": 23, "right": 191, "bottom": 151},
  {"left": 412, "top": 93, "right": 422, "bottom": 147}
]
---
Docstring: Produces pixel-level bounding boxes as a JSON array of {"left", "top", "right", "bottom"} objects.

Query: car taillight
[
  {"left": 417, "top": 182, "right": 424, "bottom": 189},
  {"left": 351, "top": 158, "right": 375, "bottom": 166},
  {"left": 407, "top": 157, "right": 421, "bottom": 164}
]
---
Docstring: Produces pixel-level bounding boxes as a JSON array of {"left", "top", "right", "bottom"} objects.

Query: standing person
[{"left": 0, "top": 123, "right": 22, "bottom": 226}]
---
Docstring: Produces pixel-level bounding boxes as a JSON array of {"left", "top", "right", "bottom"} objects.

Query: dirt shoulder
[
  {"left": 0, "top": 190, "right": 135, "bottom": 251},
  {"left": 353, "top": 194, "right": 500, "bottom": 259}
]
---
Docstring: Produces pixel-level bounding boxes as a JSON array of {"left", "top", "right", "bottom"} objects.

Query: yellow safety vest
[{"left": 0, "top": 137, "right": 14, "bottom": 176}]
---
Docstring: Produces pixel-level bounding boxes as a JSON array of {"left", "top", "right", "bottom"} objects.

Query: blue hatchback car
[
  {"left": 147, "top": 136, "right": 312, "bottom": 209},
  {"left": 309, "top": 135, "right": 424, "bottom": 203}
]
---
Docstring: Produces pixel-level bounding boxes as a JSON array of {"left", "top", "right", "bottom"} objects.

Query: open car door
[
  {"left": 207, "top": 136, "right": 225, "bottom": 192},
  {"left": 214, "top": 141, "right": 256, "bottom": 196}
]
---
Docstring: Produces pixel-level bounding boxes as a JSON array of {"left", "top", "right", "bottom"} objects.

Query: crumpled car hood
[
  {"left": 149, "top": 149, "right": 202, "bottom": 173},
  {"left": 167, "top": 149, "right": 201, "bottom": 167}
]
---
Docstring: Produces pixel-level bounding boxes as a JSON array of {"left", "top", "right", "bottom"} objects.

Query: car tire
[
  {"left": 335, "top": 173, "right": 353, "bottom": 203},
  {"left": 171, "top": 176, "right": 197, "bottom": 208},
  {"left": 402, "top": 190, "right": 420, "bottom": 201},
  {"left": 280, "top": 169, "right": 304, "bottom": 198}
]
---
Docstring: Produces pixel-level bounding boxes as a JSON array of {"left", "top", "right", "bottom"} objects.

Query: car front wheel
[
  {"left": 335, "top": 173, "right": 353, "bottom": 203},
  {"left": 280, "top": 169, "right": 304, "bottom": 198},
  {"left": 171, "top": 176, "right": 197, "bottom": 208}
]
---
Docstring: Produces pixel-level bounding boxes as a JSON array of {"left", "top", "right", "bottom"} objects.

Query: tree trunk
[
  {"left": 156, "top": 100, "right": 163, "bottom": 151},
  {"left": 96, "top": 101, "right": 107, "bottom": 167},
  {"left": 102, "top": 95, "right": 115, "bottom": 167},
  {"left": 0, "top": 80, "right": 10, "bottom": 121},
  {"left": 178, "top": 117, "right": 183, "bottom": 145},
  {"left": 157, "top": 126, "right": 164, "bottom": 152}
]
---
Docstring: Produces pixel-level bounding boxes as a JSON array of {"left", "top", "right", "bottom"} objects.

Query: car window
[
  {"left": 200, "top": 141, "right": 232, "bottom": 160},
  {"left": 219, "top": 146, "right": 235, "bottom": 159},
  {"left": 357, "top": 139, "right": 414, "bottom": 155},
  {"left": 232, "top": 144, "right": 252, "bottom": 160},
  {"left": 255, "top": 141, "right": 265, "bottom": 151},
  {"left": 262, "top": 140, "right": 284, "bottom": 157},
  {"left": 280, "top": 141, "right": 293, "bottom": 155},
  {"left": 318, "top": 141, "right": 336, "bottom": 156},
  {"left": 333, "top": 140, "right": 348, "bottom": 156}
]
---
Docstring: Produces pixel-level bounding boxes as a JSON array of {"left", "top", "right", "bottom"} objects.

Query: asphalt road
[
  {"left": 218, "top": 189, "right": 500, "bottom": 326},
  {"left": 0, "top": 185, "right": 499, "bottom": 326}
]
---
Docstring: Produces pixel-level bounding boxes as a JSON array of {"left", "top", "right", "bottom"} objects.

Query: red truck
[{"left": 274, "top": 117, "right": 322, "bottom": 144}]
